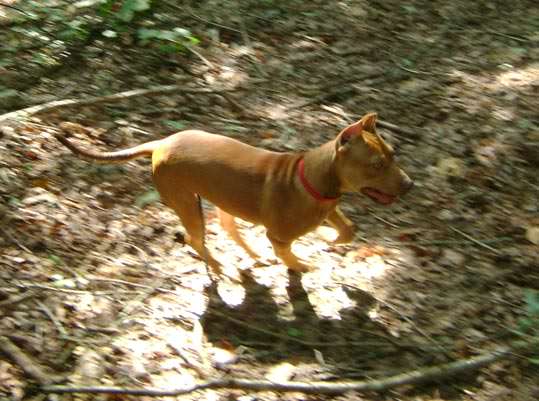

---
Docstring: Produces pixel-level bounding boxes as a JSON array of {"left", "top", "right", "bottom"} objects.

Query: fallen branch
[
  {"left": 0, "top": 84, "right": 240, "bottom": 124},
  {"left": 40, "top": 342, "right": 533, "bottom": 396},
  {"left": 0, "top": 336, "right": 63, "bottom": 385}
]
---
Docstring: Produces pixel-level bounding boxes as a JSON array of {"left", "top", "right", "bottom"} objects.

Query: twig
[
  {"left": 0, "top": 3, "right": 31, "bottom": 16},
  {"left": 0, "top": 226, "right": 32, "bottom": 253},
  {"left": 184, "top": 6, "right": 242, "bottom": 33},
  {"left": 36, "top": 300, "right": 68, "bottom": 338},
  {"left": 288, "top": 87, "right": 356, "bottom": 110},
  {"left": 40, "top": 341, "right": 535, "bottom": 396},
  {"left": 376, "top": 120, "right": 421, "bottom": 140},
  {"left": 116, "top": 277, "right": 166, "bottom": 318},
  {"left": 397, "top": 64, "right": 436, "bottom": 76},
  {"left": 449, "top": 226, "right": 501, "bottom": 255},
  {"left": 484, "top": 29, "right": 529, "bottom": 43},
  {"left": 172, "top": 345, "right": 209, "bottom": 379},
  {"left": 0, "top": 336, "right": 63, "bottom": 385},
  {"left": 238, "top": 18, "right": 266, "bottom": 77},
  {"left": 0, "top": 85, "right": 241, "bottom": 123},
  {"left": 378, "top": 297, "right": 449, "bottom": 358},
  {"left": 339, "top": 282, "right": 448, "bottom": 357},
  {"left": 287, "top": 71, "right": 386, "bottom": 110},
  {"left": 0, "top": 291, "right": 37, "bottom": 310},
  {"left": 368, "top": 212, "right": 399, "bottom": 229},
  {"left": 16, "top": 282, "right": 138, "bottom": 295},
  {"left": 187, "top": 47, "right": 215, "bottom": 70},
  {"left": 400, "top": 237, "right": 511, "bottom": 246},
  {"left": 89, "top": 277, "right": 173, "bottom": 292}
]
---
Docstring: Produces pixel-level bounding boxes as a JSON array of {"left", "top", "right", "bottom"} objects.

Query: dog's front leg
[
  {"left": 326, "top": 207, "right": 356, "bottom": 244},
  {"left": 267, "top": 233, "right": 310, "bottom": 272}
]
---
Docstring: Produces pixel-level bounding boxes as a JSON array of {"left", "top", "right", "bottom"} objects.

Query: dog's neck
[{"left": 301, "top": 141, "right": 341, "bottom": 200}]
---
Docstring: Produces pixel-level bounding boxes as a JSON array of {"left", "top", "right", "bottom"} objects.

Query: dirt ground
[{"left": 1, "top": 1, "right": 538, "bottom": 400}]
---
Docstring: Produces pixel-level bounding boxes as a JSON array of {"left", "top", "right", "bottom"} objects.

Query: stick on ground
[
  {"left": 0, "top": 84, "right": 240, "bottom": 124},
  {"left": 40, "top": 342, "right": 534, "bottom": 396},
  {"left": 0, "top": 336, "right": 64, "bottom": 385}
]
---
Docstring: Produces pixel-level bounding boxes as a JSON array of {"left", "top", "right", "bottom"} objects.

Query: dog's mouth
[{"left": 361, "top": 187, "right": 397, "bottom": 205}]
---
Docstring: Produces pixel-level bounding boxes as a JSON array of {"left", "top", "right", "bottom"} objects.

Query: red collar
[{"left": 298, "top": 158, "right": 340, "bottom": 202}]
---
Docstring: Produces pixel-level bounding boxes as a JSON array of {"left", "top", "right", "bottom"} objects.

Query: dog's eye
[{"left": 372, "top": 159, "right": 384, "bottom": 169}]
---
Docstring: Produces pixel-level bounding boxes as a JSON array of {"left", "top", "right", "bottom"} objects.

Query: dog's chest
[{"left": 272, "top": 200, "right": 337, "bottom": 238}]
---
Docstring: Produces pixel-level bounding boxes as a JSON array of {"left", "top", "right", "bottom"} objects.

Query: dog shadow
[{"left": 201, "top": 269, "right": 389, "bottom": 365}]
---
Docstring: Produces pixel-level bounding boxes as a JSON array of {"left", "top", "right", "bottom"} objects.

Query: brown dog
[{"left": 56, "top": 113, "right": 412, "bottom": 274}]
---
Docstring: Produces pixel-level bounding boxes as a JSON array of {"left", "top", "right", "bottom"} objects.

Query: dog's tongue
[{"left": 361, "top": 188, "right": 396, "bottom": 205}]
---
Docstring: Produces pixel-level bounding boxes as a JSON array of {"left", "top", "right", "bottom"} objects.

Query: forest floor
[{"left": 1, "top": 1, "right": 538, "bottom": 400}]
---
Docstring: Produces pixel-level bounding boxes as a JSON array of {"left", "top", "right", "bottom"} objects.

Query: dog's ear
[
  {"left": 336, "top": 120, "right": 364, "bottom": 152},
  {"left": 360, "top": 112, "right": 377, "bottom": 133}
]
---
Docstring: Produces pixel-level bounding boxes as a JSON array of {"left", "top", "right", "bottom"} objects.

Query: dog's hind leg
[
  {"left": 160, "top": 190, "right": 223, "bottom": 275},
  {"left": 217, "top": 208, "right": 260, "bottom": 260}
]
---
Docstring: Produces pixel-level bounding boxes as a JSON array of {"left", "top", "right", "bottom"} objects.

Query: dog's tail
[{"left": 55, "top": 133, "right": 160, "bottom": 163}]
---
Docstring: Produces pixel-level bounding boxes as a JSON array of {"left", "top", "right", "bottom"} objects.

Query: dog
[{"left": 55, "top": 113, "right": 413, "bottom": 275}]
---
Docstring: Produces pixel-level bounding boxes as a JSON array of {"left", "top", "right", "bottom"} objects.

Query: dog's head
[{"left": 334, "top": 113, "right": 413, "bottom": 205}]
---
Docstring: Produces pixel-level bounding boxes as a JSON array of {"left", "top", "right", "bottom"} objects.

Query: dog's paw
[
  {"left": 253, "top": 257, "right": 278, "bottom": 267},
  {"left": 286, "top": 260, "right": 311, "bottom": 273},
  {"left": 331, "top": 228, "right": 356, "bottom": 244}
]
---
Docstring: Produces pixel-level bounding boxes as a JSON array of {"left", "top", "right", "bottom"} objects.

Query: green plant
[
  {"left": 57, "top": 18, "right": 91, "bottom": 42},
  {"left": 518, "top": 290, "right": 539, "bottom": 336},
  {"left": 99, "top": 0, "right": 152, "bottom": 23},
  {"left": 515, "top": 290, "right": 539, "bottom": 364},
  {"left": 96, "top": 1, "right": 198, "bottom": 53},
  {"left": 137, "top": 27, "right": 199, "bottom": 53},
  {"left": 117, "top": 0, "right": 151, "bottom": 22}
]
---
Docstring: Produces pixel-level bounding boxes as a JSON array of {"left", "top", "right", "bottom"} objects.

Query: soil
[{"left": 1, "top": 1, "right": 538, "bottom": 400}]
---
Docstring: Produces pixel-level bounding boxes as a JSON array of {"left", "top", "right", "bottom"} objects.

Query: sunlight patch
[
  {"left": 217, "top": 280, "right": 246, "bottom": 307},
  {"left": 494, "top": 63, "right": 538, "bottom": 88},
  {"left": 251, "top": 264, "right": 289, "bottom": 287},
  {"left": 359, "top": 255, "right": 390, "bottom": 279},
  {"left": 308, "top": 286, "right": 355, "bottom": 320}
]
